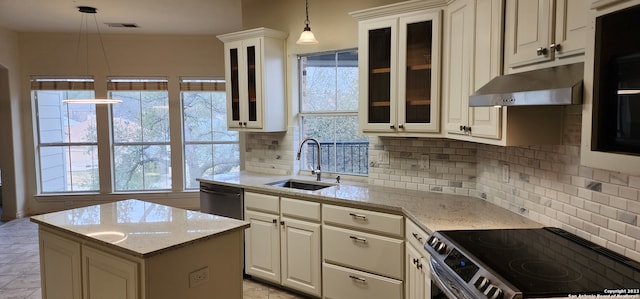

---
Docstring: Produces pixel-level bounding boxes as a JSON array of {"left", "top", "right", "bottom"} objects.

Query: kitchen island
[{"left": 31, "top": 199, "right": 249, "bottom": 299}]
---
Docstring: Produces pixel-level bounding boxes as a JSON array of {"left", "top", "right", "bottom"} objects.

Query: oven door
[{"left": 430, "top": 258, "right": 476, "bottom": 299}]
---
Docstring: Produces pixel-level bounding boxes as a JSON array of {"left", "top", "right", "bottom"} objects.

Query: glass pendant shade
[
  {"left": 297, "top": 27, "right": 319, "bottom": 45},
  {"left": 296, "top": 0, "right": 318, "bottom": 45}
]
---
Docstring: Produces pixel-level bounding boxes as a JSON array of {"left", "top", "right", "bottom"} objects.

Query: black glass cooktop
[{"left": 440, "top": 227, "right": 640, "bottom": 298}]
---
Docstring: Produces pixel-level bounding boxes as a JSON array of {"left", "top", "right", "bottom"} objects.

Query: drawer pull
[
  {"left": 412, "top": 232, "right": 423, "bottom": 242},
  {"left": 349, "top": 235, "right": 367, "bottom": 243},
  {"left": 348, "top": 275, "right": 367, "bottom": 283},
  {"left": 349, "top": 213, "right": 368, "bottom": 220}
]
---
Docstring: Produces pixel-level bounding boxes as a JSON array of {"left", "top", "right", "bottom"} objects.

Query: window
[
  {"left": 32, "top": 77, "right": 100, "bottom": 193},
  {"left": 181, "top": 78, "right": 239, "bottom": 189},
  {"left": 299, "top": 50, "right": 368, "bottom": 175},
  {"left": 110, "top": 78, "right": 171, "bottom": 191}
]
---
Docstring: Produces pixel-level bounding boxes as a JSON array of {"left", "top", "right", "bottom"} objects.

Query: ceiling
[{"left": 0, "top": 0, "right": 243, "bottom": 35}]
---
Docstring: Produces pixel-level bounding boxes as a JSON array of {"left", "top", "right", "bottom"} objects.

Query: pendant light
[
  {"left": 296, "top": 0, "right": 319, "bottom": 45},
  {"left": 63, "top": 6, "right": 121, "bottom": 104}
]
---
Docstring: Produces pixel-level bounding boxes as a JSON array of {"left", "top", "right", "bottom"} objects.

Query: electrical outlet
[
  {"left": 189, "top": 267, "right": 209, "bottom": 288},
  {"left": 420, "top": 154, "right": 430, "bottom": 169},
  {"left": 378, "top": 152, "right": 390, "bottom": 164},
  {"left": 502, "top": 164, "right": 509, "bottom": 183}
]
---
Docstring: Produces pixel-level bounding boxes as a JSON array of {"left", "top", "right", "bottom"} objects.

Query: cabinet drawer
[
  {"left": 281, "top": 197, "right": 320, "bottom": 222},
  {"left": 405, "top": 219, "right": 429, "bottom": 253},
  {"left": 244, "top": 192, "right": 279, "bottom": 214},
  {"left": 323, "top": 262, "right": 403, "bottom": 299},
  {"left": 323, "top": 225, "right": 403, "bottom": 280},
  {"left": 323, "top": 204, "right": 403, "bottom": 237}
]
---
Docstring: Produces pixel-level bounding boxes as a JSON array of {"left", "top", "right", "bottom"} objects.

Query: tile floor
[{"left": 0, "top": 217, "right": 307, "bottom": 299}]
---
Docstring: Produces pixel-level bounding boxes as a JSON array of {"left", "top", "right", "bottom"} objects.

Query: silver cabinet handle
[
  {"left": 536, "top": 47, "right": 548, "bottom": 56},
  {"left": 550, "top": 43, "right": 561, "bottom": 52},
  {"left": 349, "top": 235, "right": 367, "bottom": 243},
  {"left": 412, "top": 232, "right": 423, "bottom": 242},
  {"left": 349, "top": 213, "right": 367, "bottom": 220},
  {"left": 349, "top": 275, "right": 367, "bottom": 283}
]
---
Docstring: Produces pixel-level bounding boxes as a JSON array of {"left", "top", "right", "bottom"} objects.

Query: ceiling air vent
[{"left": 105, "top": 23, "right": 139, "bottom": 28}]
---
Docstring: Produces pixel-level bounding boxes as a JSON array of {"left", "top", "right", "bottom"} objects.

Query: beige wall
[
  {"left": 241, "top": 0, "right": 403, "bottom": 54},
  {"left": 16, "top": 33, "right": 225, "bottom": 214},
  {"left": 0, "top": 27, "right": 26, "bottom": 220}
]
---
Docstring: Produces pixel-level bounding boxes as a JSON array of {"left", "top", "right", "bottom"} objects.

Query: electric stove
[{"left": 425, "top": 227, "right": 640, "bottom": 299}]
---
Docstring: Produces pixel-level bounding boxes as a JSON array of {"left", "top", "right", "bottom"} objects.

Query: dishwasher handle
[{"left": 200, "top": 188, "right": 241, "bottom": 198}]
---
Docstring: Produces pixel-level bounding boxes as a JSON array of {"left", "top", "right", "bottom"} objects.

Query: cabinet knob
[
  {"left": 280, "top": 220, "right": 285, "bottom": 226},
  {"left": 550, "top": 43, "right": 561, "bottom": 52},
  {"left": 398, "top": 124, "right": 404, "bottom": 129},
  {"left": 243, "top": 122, "right": 247, "bottom": 127},
  {"left": 272, "top": 219, "right": 278, "bottom": 224},
  {"left": 536, "top": 47, "right": 548, "bottom": 56},
  {"left": 390, "top": 125, "right": 395, "bottom": 129}
]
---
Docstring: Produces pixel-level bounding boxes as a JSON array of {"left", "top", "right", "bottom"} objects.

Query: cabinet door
[
  {"left": 554, "top": 0, "right": 587, "bottom": 58},
  {"left": 444, "top": 0, "right": 474, "bottom": 136},
  {"left": 281, "top": 217, "right": 321, "bottom": 297},
  {"left": 242, "top": 37, "right": 264, "bottom": 129},
  {"left": 244, "top": 210, "right": 281, "bottom": 284},
  {"left": 39, "top": 230, "right": 82, "bottom": 299},
  {"left": 405, "top": 244, "right": 427, "bottom": 299},
  {"left": 398, "top": 12, "right": 441, "bottom": 133},
  {"left": 505, "top": 0, "right": 554, "bottom": 67},
  {"left": 469, "top": 0, "right": 503, "bottom": 139},
  {"left": 224, "top": 40, "right": 243, "bottom": 129},
  {"left": 359, "top": 18, "right": 398, "bottom": 133},
  {"left": 82, "top": 245, "right": 139, "bottom": 299}
]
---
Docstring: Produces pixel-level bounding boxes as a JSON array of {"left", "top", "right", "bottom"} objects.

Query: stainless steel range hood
[{"left": 469, "top": 62, "right": 584, "bottom": 107}]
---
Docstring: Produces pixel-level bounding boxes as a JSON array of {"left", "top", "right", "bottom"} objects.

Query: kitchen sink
[{"left": 266, "top": 179, "right": 334, "bottom": 191}]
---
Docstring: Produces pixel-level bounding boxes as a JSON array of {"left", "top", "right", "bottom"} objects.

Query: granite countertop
[
  {"left": 197, "top": 172, "right": 541, "bottom": 234},
  {"left": 30, "top": 199, "right": 250, "bottom": 258}
]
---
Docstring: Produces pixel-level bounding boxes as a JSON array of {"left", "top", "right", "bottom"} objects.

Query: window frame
[
  {"left": 32, "top": 77, "right": 101, "bottom": 194},
  {"left": 109, "top": 77, "right": 172, "bottom": 192},
  {"left": 297, "top": 49, "right": 368, "bottom": 176},
  {"left": 180, "top": 78, "right": 239, "bottom": 190}
]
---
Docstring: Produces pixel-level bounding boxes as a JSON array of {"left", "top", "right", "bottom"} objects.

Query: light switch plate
[{"left": 502, "top": 164, "right": 509, "bottom": 183}]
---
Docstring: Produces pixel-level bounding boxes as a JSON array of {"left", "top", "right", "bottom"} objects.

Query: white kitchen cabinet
[
  {"left": 504, "top": 0, "right": 588, "bottom": 71},
  {"left": 404, "top": 219, "right": 431, "bottom": 299},
  {"left": 82, "top": 245, "right": 139, "bottom": 299},
  {"left": 444, "top": 0, "right": 566, "bottom": 146},
  {"left": 244, "top": 192, "right": 281, "bottom": 284},
  {"left": 244, "top": 209, "right": 281, "bottom": 283},
  {"left": 280, "top": 197, "right": 322, "bottom": 297},
  {"left": 39, "top": 228, "right": 138, "bottom": 299},
  {"left": 322, "top": 204, "right": 404, "bottom": 299},
  {"left": 39, "top": 229, "right": 82, "bottom": 299},
  {"left": 351, "top": 1, "right": 444, "bottom": 136},
  {"left": 244, "top": 192, "right": 322, "bottom": 297},
  {"left": 444, "top": 0, "right": 502, "bottom": 140},
  {"left": 217, "top": 28, "right": 287, "bottom": 132}
]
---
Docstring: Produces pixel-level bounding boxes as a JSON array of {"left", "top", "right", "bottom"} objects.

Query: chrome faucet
[{"left": 297, "top": 137, "right": 321, "bottom": 181}]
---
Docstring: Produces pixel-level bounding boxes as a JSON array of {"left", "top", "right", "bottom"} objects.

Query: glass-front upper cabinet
[
  {"left": 218, "top": 28, "right": 287, "bottom": 132},
  {"left": 354, "top": 4, "right": 442, "bottom": 135}
]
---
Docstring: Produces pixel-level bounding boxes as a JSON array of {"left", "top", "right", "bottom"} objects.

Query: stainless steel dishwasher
[{"left": 199, "top": 182, "right": 243, "bottom": 220}]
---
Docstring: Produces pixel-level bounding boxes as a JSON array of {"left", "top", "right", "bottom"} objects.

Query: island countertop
[
  {"left": 30, "top": 199, "right": 250, "bottom": 258},
  {"left": 197, "top": 172, "right": 541, "bottom": 234}
]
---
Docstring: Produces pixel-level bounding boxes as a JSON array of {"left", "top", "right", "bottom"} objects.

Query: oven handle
[{"left": 430, "top": 258, "right": 474, "bottom": 299}]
